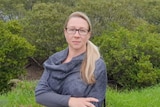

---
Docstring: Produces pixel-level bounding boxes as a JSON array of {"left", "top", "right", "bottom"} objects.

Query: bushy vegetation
[
  {"left": 0, "top": 0, "right": 160, "bottom": 90},
  {"left": 21, "top": 3, "right": 72, "bottom": 61},
  {"left": 92, "top": 25, "right": 160, "bottom": 89},
  {"left": 0, "top": 20, "right": 35, "bottom": 94}
]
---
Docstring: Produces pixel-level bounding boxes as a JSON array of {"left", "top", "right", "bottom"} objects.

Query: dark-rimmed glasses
[{"left": 65, "top": 28, "right": 89, "bottom": 36}]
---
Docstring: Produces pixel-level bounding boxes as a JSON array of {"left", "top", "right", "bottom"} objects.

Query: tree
[
  {"left": 0, "top": 20, "right": 35, "bottom": 94},
  {"left": 92, "top": 25, "right": 160, "bottom": 89},
  {"left": 22, "top": 3, "right": 72, "bottom": 62}
]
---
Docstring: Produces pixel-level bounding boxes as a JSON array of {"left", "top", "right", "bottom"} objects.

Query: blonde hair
[{"left": 64, "top": 11, "right": 100, "bottom": 84}]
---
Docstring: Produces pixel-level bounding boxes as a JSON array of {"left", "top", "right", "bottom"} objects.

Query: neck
[
  {"left": 63, "top": 47, "right": 86, "bottom": 63},
  {"left": 69, "top": 47, "right": 86, "bottom": 57}
]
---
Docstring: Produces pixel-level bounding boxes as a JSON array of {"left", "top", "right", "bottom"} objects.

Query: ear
[
  {"left": 64, "top": 29, "right": 67, "bottom": 36},
  {"left": 64, "top": 28, "right": 66, "bottom": 32}
]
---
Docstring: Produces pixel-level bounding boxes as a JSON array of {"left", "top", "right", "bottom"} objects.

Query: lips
[{"left": 72, "top": 41, "right": 81, "bottom": 44}]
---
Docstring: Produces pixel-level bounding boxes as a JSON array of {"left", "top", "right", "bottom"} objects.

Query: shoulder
[
  {"left": 96, "top": 57, "right": 106, "bottom": 70},
  {"left": 94, "top": 57, "right": 107, "bottom": 77}
]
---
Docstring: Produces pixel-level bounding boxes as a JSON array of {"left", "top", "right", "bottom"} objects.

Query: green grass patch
[
  {"left": 0, "top": 80, "right": 42, "bottom": 107},
  {"left": 107, "top": 84, "right": 160, "bottom": 107},
  {"left": 0, "top": 81, "right": 160, "bottom": 107}
]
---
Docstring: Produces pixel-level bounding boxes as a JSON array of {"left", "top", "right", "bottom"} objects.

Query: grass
[
  {"left": 0, "top": 81, "right": 160, "bottom": 107},
  {"left": 0, "top": 80, "right": 42, "bottom": 107},
  {"left": 107, "top": 84, "right": 160, "bottom": 107}
]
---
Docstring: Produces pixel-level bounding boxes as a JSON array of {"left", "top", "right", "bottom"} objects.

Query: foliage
[
  {"left": 0, "top": 20, "right": 35, "bottom": 94},
  {"left": 21, "top": 3, "right": 72, "bottom": 62},
  {"left": 0, "top": 0, "right": 27, "bottom": 20},
  {"left": 75, "top": 0, "right": 140, "bottom": 36},
  {"left": 125, "top": 0, "right": 160, "bottom": 33},
  {"left": 92, "top": 25, "right": 160, "bottom": 89}
]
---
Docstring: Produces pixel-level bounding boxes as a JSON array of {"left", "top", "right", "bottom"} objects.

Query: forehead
[{"left": 67, "top": 17, "right": 89, "bottom": 28}]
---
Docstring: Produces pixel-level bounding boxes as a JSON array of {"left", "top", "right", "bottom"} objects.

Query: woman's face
[{"left": 64, "top": 17, "right": 91, "bottom": 52}]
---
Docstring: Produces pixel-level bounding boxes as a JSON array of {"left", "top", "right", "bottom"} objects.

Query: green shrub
[
  {"left": 92, "top": 25, "right": 160, "bottom": 89},
  {"left": 22, "top": 3, "right": 71, "bottom": 62},
  {"left": 75, "top": 0, "right": 141, "bottom": 36},
  {"left": 0, "top": 20, "right": 35, "bottom": 94}
]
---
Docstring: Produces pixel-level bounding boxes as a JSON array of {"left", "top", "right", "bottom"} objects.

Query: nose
[{"left": 73, "top": 30, "right": 80, "bottom": 37}]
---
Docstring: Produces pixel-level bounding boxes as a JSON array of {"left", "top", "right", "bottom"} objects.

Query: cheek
[
  {"left": 83, "top": 38, "right": 88, "bottom": 43},
  {"left": 64, "top": 31, "right": 69, "bottom": 41},
  {"left": 64, "top": 34, "right": 72, "bottom": 43},
  {"left": 83, "top": 35, "right": 90, "bottom": 43}
]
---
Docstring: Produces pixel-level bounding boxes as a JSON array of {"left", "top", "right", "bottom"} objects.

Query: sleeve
[
  {"left": 35, "top": 68, "right": 71, "bottom": 107},
  {"left": 87, "top": 59, "right": 107, "bottom": 107}
]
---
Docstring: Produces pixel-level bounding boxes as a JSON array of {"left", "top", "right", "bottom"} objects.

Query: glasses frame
[{"left": 65, "top": 28, "right": 89, "bottom": 36}]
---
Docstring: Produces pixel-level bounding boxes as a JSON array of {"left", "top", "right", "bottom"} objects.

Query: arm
[
  {"left": 68, "top": 97, "right": 99, "bottom": 107},
  {"left": 35, "top": 69, "right": 71, "bottom": 107}
]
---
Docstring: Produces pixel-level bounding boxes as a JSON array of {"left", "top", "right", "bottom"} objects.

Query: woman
[{"left": 35, "top": 11, "right": 107, "bottom": 107}]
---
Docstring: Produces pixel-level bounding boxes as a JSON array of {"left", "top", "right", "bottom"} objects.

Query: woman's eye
[
  {"left": 69, "top": 29, "right": 75, "bottom": 31},
  {"left": 80, "top": 29, "right": 87, "bottom": 33}
]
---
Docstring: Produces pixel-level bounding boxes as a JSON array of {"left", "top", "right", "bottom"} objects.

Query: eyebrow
[{"left": 67, "top": 26, "right": 88, "bottom": 29}]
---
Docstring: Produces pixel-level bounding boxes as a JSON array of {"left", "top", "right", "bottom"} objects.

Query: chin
[
  {"left": 72, "top": 46, "right": 82, "bottom": 50},
  {"left": 69, "top": 44, "right": 84, "bottom": 50},
  {"left": 73, "top": 47, "right": 81, "bottom": 50}
]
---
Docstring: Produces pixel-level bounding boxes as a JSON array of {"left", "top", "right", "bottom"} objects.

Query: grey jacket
[{"left": 35, "top": 48, "right": 107, "bottom": 107}]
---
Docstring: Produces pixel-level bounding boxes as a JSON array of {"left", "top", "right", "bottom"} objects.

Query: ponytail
[{"left": 80, "top": 41, "right": 100, "bottom": 84}]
